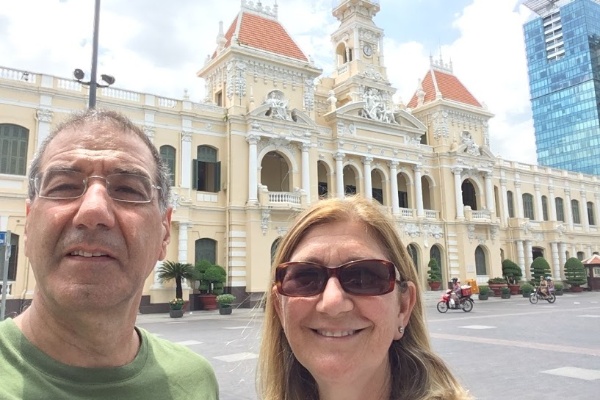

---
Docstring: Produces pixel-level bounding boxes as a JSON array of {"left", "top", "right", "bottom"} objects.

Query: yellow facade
[{"left": 1, "top": 1, "right": 599, "bottom": 311}]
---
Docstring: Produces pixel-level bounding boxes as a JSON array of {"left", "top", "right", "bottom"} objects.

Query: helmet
[
  {"left": 546, "top": 276, "right": 552, "bottom": 280},
  {"left": 452, "top": 277, "right": 458, "bottom": 282}
]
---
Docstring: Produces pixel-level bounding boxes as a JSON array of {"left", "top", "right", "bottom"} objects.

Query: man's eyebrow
[
  {"left": 111, "top": 167, "right": 151, "bottom": 178},
  {"left": 43, "top": 165, "right": 82, "bottom": 173}
]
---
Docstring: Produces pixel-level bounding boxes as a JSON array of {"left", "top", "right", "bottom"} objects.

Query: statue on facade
[
  {"left": 265, "top": 91, "right": 290, "bottom": 120},
  {"left": 361, "top": 88, "right": 397, "bottom": 124}
]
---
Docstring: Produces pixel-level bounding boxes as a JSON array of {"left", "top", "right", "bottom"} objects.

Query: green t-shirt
[{"left": 0, "top": 318, "right": 219, "bottom": 400}]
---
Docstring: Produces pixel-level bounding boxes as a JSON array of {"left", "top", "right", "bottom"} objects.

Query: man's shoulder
[{"left": 138, "top": 327, "right": 213, "bottom": 368}]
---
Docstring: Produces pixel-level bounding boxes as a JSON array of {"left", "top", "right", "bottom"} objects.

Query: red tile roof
[
  {"left": 407, "top": 68, "right": 481, "bottom": 109},
  {"left": 216, "top": 12, "right": 308, "bottom": 62}
]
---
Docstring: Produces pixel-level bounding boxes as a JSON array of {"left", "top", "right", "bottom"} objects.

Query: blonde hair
[{"left": 257, "top": 196, "right": 472, "bottom": 400}]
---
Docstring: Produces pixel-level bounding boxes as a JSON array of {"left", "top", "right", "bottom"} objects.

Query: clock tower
[{"left": 329, "top": 0, "right": 394, "bottom": 109}]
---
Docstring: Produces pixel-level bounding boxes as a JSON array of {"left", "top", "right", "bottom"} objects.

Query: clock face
[{"left": 363, "top": 44, "right": 373, "bottom": 57}]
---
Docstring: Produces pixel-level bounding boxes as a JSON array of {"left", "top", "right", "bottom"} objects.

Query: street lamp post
[{"left": 73, "top": 0, "right": 115, "bottom": 109}]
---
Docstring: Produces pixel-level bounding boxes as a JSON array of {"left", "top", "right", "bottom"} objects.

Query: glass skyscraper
[{"left": 524, "top": 0, "right": 600, "bottom": 175}]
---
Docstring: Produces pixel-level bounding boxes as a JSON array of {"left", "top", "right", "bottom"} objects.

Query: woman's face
[{"left": 274, "top": 220, "right": 414, "bottom": 391}]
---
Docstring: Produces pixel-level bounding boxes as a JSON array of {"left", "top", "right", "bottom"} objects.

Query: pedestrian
[
  {"left": 257, "top": 196, "right": 472, "bottom": 400},
  {"left": 0, "top": 110, "right": 219, "bottom": 399}
]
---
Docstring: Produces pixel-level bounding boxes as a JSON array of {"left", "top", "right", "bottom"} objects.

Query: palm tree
[{"left": 157, "top": 260, "right": 195, "bottom": 299}]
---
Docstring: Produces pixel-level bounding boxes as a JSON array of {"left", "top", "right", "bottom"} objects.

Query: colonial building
[{"left": 1, "top": 0, "right": 598, "bottom": 312}]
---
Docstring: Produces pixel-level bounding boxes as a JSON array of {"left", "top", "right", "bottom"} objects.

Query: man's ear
[
  {"left": 158, "top": 207, "right": 172, "bottom": 261},
  {"left": 394, "top": 281, "right": 416, "bottom": 340}
]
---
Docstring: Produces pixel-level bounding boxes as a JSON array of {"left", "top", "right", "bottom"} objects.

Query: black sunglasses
[{"left": 275, "top": 259, "right": 400, "bottom": 297}]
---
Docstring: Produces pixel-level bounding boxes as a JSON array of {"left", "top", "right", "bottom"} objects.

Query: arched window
[
  {"left": 555, "top": 197, "right": 565, "bottom": 222},
  {"left": 507, "top": 191, "right": 514, "bottom": 218},
  {"left": 159, "top": 145, "right": 176, "bottom": 186},
  {"left": 407, "top": 244, "right": 419, "bottom": 272},
  {"left": 5, "top": 233, "right": 19, "bottom": 281},
  {"left": 195, "top": 238, "right": 217, "bottom": 265},
  {"left": 475, "top": 246, "right": 487, "bottom": 275},
  {"left": 461, "top": 180, "right": 477, "bottom": 210},
  {"left": 523, "top": 193, "right": 534, "bottom": 219},
  {"left": 194, "top": 145, "right": 221, "bottom": 192},
  {"left": 0, "top": 124, "right": 29, "bottom": 175},
  {"left": 542, "top": 195, "right": 549, "bottom": 221},
  {"left": 429, "top": 245, "right": 442, "bottom": 278},
  {"left": 571, "top": 199, "right": 581, "bottom": 224},
  {"left": 587, "top": 202, "right": 595, "bottom": 225}
]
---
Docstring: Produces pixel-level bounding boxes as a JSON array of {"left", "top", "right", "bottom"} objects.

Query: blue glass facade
[{"left": 524, "top": 0, "right": 600, "bottom": 175}]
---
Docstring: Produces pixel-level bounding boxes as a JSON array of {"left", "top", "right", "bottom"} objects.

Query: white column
[
  {"left": 452, "top": 168, "right": 464, "bottom": 219},
  {"left": 565, "top": 189, "right": 573, "bottom": 230},
  {"left": 484, "top": 172, "right": 494, "bottom": 212},
  {"left": 515, "top": 181, "right": 524, "bottom": 219},
  {"left": 559, "top": 242, "right": 567, "bottom": 278},
  {"left": 390, "top": 161, "right": 399, "bottom": 215},
  {"left": 181, "top": 131, "right": 192, "bottom": 189},
  {"left": 414, "top": 165, "right": 424, "bottom": 217},
  {"left": 363, "top": 156, "right": 373, "bottom": 200},
  {"left": 247, "top": 133, "right": 260, "bottom": 204},
  {"left": 500, "top": 177, "right": 509, "bottom": 226},
  {"left": 151, "top": 261, "right": 164, "bottom": 289},
  {"left": 516, "top": 240, "right": 526, "bottom": 279},
  {"left": 178, "top": 222, "right": 190, "bottom": 290},
  {"left": 301, "top": 143, "right": 311, "bottom": 204},
  {"left": 524, "top": 240, "right": 533, "bottom": 279},
  {"left": 581, "top": 189, "right": 589, "bottom": 231},
  {"left": 335, "top": 152, "right": 345, "bottom": 199},
  {"left": 548, "top": 183, "right": 557, "bottom": 221},
  {"left": 35, "top": 108, "right": 53, "bottom": 149},
  {"left": 534, "top": 183, "right": 543, "bottom": 221},
  {"left": 551, "top": 242, "right": 560, "bottom": 280}
]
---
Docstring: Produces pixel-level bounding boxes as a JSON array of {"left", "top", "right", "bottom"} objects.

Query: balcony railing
[{"left": 268, "top": 192, "right": 301, "bottom": 205}]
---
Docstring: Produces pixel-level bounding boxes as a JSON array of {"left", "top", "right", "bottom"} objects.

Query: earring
[{"left": 398, "top": 326, "right": 404, "bottom": 334}]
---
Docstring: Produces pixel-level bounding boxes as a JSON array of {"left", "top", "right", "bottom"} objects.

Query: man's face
[{"left": 24, "top": 123, "right": 172, "bottom": 312}]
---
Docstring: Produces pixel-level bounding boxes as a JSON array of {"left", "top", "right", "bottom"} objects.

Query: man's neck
[{"left": 14, "top": 301, "right": 141, "bottom": 368}]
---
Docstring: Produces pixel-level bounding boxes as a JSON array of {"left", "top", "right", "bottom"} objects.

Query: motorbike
[
  {"left": 529, "top": 287, "right": 556, "bottom": 304},
  {"left": 437, "top": 286, "right": 474, "bottom": 313}
]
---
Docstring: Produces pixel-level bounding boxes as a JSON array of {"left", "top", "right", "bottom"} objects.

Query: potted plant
[
  {"left": 564, "top": 257, "right": 587, "bottom": 292},
  {"left": 158, "top": 261, "right": 195, "bottom": 315},
  {"left": 500, "top": 286, "right": 511, "bottom": 299},
  {"left": 520, "top": 282, "right": 534, "bottom": 297},
  {"left": 502, "top": 259, "right": 522, "bottom": 295},
  {"left": 487, "top": 277, "right": 508, "bottom": 297},
  {"left": 427, "top": 259, "right": 442, "bottom": 291},
  {"left": 193, "top": 261, "right": 227, "bottom": 310},
  {"left": 168, "top": 298, "right": 184, "bottom": 318},
  {"left": 216, "top": 294, "right": 236, "bottom": 315},
  {"left": 478, "top": 285, "right": 490, "bottom": 300}
]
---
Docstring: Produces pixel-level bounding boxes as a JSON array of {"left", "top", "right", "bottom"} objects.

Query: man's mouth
[{"left": 69, "top": 250, "right": 110, "bottom": 258}]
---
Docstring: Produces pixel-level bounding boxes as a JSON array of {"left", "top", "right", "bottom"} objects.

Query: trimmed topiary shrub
[
  {"left": 427, "top": 259, "right": 442, "bottom": 282},
  {"left": 564, "top": 257, "right": 587, "bottom": 288},
  {"left": 530, "top": 257, "right": 551, "bottom": 285},
  {"left": 502, "top": 259, "right": 522, "bottom": 284}
]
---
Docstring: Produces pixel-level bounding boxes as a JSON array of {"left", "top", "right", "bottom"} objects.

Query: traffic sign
[{"left": 0, "top": 231, "right": 5, "bottom": 245}]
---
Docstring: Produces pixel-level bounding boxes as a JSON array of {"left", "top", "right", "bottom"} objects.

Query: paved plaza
[{"left": 137, "top": 291, "right": 600, "bottom": 400}]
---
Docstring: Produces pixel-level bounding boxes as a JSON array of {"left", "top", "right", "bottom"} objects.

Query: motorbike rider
[
  {"left": 450, "top": 277, "right": 461, "bottom": 308},
  {"left": 539, "top": 276, "right": 549, "bottom": 298}
]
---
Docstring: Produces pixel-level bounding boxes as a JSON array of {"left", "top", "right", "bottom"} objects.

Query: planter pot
[
  {"left": 501, "top": 293, "right": 511, "bottom": 299},
  {"left": 554, "top": 289, "right": 563, "bottom": 296},
  {"left": 478, "top": 293, "right": 489, "bottom": 300},
  {"left": 219, "top": 306, "right": 232, "bottom": 315},
  {"left": 489, "top": 283, "right": 508, "bottom": 297},
  {"left": 522, "top": 291, "right": 532, "bottom": 298},
  {"left": 508, "top": 284, "right": 520, "bottom": 295},
  {"left": 428, "top": 281, "right": 442, "bottom": 291},
  {"left": 197, "top": 294, "right": 218, "bottom": 310},
  {"left": 569, "top": 285, "right": 584, "bottom": 293},
  {"left": 169, "top": 309, "right": 184, "bottom": 318}
]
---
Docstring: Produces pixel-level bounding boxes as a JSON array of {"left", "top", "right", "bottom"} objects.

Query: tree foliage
[
  {"left": 194, "top": 260, "right": 227, "bottom": 294},
  {"left": 530, "top": 257, "right": 551, "bottom": 285},
  {"left": 427, "top": 259, "right": 442, "bottom": 282},
  {"left": 158, "top": 261, "right": 195, "bottom": 299},
  {"left": 502, "top": 259, "right": 522, "bottom": 284},
  {"left": 564, "top": 257, "right": 587, "bottom": 287}
]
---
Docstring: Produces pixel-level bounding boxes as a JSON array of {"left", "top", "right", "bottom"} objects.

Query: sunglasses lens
[
  {"left": 277, "top": 263, "right": 326, "bottom": 297},
  {"left": 340, "top": 260, "right": 394, "bottom": 295}
]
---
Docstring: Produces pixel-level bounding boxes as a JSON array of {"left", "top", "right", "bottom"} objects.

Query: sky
[{"left": 0, "top": 0, "right": 537, "bottom": 164}]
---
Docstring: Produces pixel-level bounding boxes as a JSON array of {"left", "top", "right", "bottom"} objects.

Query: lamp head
[
  {"left": 100, "top": 74, "right": 115, "bottom": 85},
  {"left": 73, "top": 68, "right": 85, "bottom": 80}
]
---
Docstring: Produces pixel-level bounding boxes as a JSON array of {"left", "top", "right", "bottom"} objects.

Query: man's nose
[{"left": 72, "top": 180, "right": 116, "bottom": 229}]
